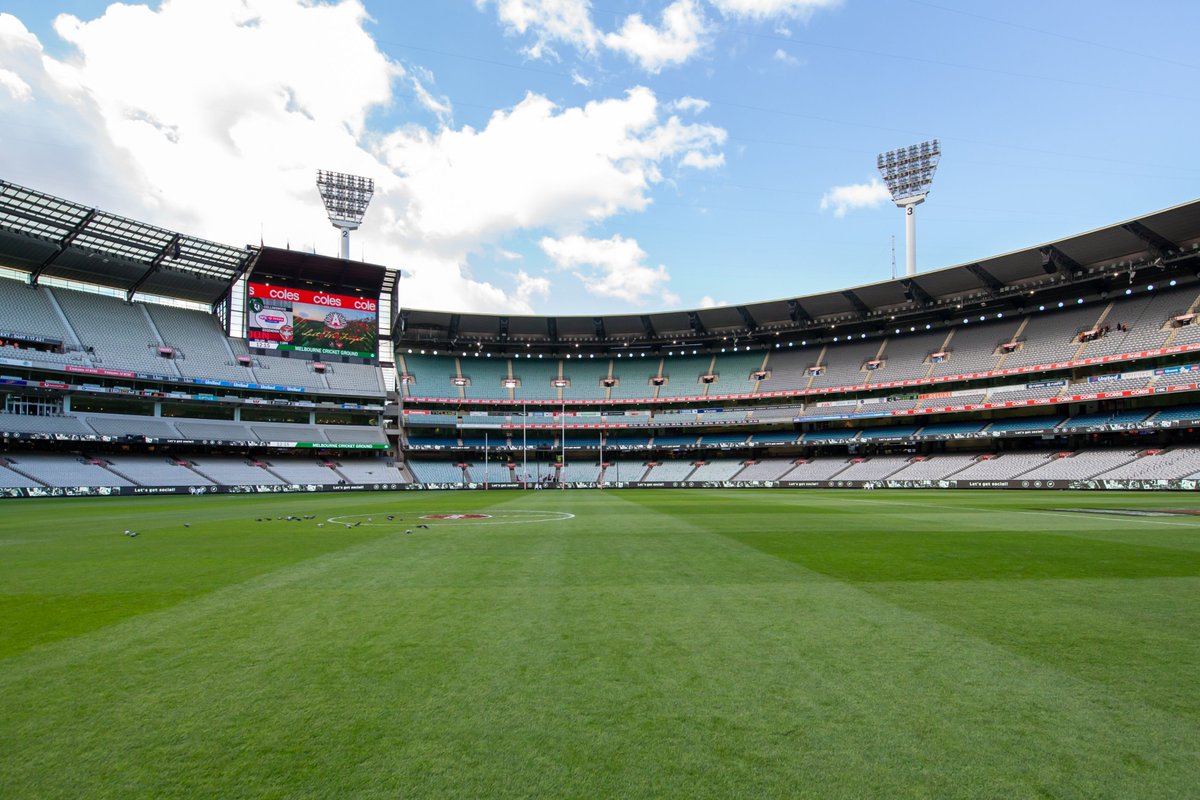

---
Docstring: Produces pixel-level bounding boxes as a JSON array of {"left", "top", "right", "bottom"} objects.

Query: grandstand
[{"left": 6, "top": 176, "right": 1200, "bottom": 494}]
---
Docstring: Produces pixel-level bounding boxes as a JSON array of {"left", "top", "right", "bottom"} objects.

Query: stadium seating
[
  {"left": 605, "top": 461, "right": 649, "bottom": 482},
  {"left": 643, "top": 461, "right": 697, "bottom": 482},
  {"left": 835, "top": 456, "right": 911, "bottom": 481},
  {"left": 686, "top": 460, "right": 745, "bottom": 481},
  {"left": 951, "top": 452, "right": 1053, "bottom": 480},
  {"left": 408, "top": 462, "right": 466, "bottom": 484},
  {"left": 145, "top": 304, "right": 258, "bottom": 384},
  {"left": 334, "top": 460, "right": 406, "bottom": 484},
  {"left": 1001, "top": 304, "right": 1105, "bottom": 368},
  {"left": 510, "top": 358, "right": 562, "bottom": 402},
  {"left": 1016, "top": 450, "right": 1140, "bottom": 480},
  {"left": 188, "top": 458, "right": 282, "bottom": 485},
  {"left": 400, "top": 353, "right": 460, "bottom": 400},
  {"left": 780, "top": 459, "right": 851, "bottom": 481},
  {"left": 106, "top": 456, "right": 213, "bottom": 486},
  {"left": 1093, "top": 447, "right": 1200, "bottom": 480},
  {"left": 0, "top": 412, "right": 94, "bottom": 436},
  {"left": 806, "top": 339, "right": 880, "bottom": 390},
  {"left": 731, "top": 459, "right": 794, "bottom": 481},
  {"left": 561, "top": 359, "right": 613, "bottom": 401},
  {"left": 709, "top": 351, "right": 767, "bottom": 395},
  {"left": 51, "top": 288, "right": 182, "bottom": 376},
  {"left": 6, "top": 454, "right": 132, "bottom": 487},
  {"left": 886, "top": 454, "right": 978, "bottom": 481}
]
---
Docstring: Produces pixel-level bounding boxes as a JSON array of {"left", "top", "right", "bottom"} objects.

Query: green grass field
[{"left": 2, "top": 489, "right": 1199, "bottom": 798}]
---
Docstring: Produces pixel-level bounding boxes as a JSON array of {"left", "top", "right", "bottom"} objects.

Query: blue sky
[{"left": 1, "top": 0, "right": 1198, "bottom": 316}]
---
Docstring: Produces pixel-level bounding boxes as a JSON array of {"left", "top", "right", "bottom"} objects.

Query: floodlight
[
  {"left": 877, "top": 139, "right": 940, "bottom": 276},
  {"left": 316, "top": 170, "right": 374, "bottom": 259}
]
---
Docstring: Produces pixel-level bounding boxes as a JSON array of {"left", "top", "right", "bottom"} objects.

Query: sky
[{"left": 1, "top": 1, "right": 1198, "bottom": 317}]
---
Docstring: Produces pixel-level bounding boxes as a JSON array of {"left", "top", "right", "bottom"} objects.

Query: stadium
[
  {"left": 3, "top": 173, "right": 1200, "bottom": 796},
  {"left": 4, "top": 177, "right": 1200, "bottom": 494}
]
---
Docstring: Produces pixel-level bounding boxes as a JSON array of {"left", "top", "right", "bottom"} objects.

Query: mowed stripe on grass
[{"left": 1, "top": 489, "right": 1198, "bottom": 798}]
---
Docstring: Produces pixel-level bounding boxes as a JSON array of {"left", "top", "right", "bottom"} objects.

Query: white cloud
[
  {"left": 707, "top": 0, "right": 841, "bottom": 21},
  {"left": 409, "top": 66, "right": 452, "bottom": 121},
  {"left": 0, "top": 67, "right": 31, "bottom": 101},
  {"left": 570, "top": 69, "right": 592, "bottom": 87},
  {"left": 377, "top": 87, "right": 724, "bottom": 244},
  {"left": 603, "top": 0, "right": 709, "bottom": 73},
  {"left": 772, "top": 48, "right": 801, "bottom": 66},
  {"left": 514, "top": 269, "right": 552, "bottom": 305},
  {"left": 681, "top": 150, "right": 724, "bottom": 169},
  {"left": 480, "top": 0, "right": 709, "bottom": 72},
  {"left": 478, "top": 0, "right": 600, "bottom": 57},
  {"left": 0, "top": 2, "right": 725, "bottom": 314},
  {"left": 541, "top": 234, "right": 678, "bottom": 305},
  {"left": 697, "top": 295, "right": 727, "bottom": 308},
  {"left": 820, "top": 178, "right": 892, "bottom": 217},
  {"left": 670, "top": 95, "right": 710, "bottom": 114}
]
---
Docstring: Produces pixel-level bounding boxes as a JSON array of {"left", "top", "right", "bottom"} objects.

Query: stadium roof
[
  {"left": 0, "top": 180, "right": 252, "bottom": 304},
  {"left": 398, "top": 198, "right": 1200, "bottom": 351}
]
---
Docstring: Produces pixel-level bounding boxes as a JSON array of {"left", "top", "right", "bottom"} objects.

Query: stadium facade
[{"left": 3, "top": 178, "right": 1200, "bottom": 496}]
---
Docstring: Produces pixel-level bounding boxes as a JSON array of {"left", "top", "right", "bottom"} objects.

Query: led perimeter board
[{"left": 247, "top": 283, "right": 378, "bottom": 359}]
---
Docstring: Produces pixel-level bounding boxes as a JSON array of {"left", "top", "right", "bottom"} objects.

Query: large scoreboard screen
[{"left": 247, "top": 283, "right": 378, "bottom": 359}]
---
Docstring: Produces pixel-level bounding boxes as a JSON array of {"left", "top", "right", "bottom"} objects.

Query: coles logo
[
  {"left": 312, "top": 294, "right": 377, "bottom": 312},
  {"left": 420, "top": 514, "right": 491, "bottom": 520},
  {"left": 266, "top": 288, "right": 299, "bottom": 301}
]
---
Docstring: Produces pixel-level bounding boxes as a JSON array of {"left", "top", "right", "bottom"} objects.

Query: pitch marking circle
[
  {"left": 421, "top": 513, "right": 491, "bottom": 520},
  {"left": 325, "top": 510, "right": 574, "bottom": 527}
]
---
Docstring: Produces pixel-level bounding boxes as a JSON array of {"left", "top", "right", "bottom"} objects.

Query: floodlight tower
[
  {"left": 876, "top": 140, "right": 940, "bottom": 276},
  {"left": 316, "top": 170, "right": 374, "bottom": 260}
]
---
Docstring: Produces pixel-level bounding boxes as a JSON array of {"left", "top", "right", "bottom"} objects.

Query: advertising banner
[{"left": 247, "top": 283, "right": 378, "bottom": 359}]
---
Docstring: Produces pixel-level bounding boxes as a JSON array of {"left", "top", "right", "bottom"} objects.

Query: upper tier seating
[
  {"left": 561, "top": 359, "right": 611, "bottom": 401},
  {"left": 510, "top": 358, "right": 562, "bottom": 402},
  {"left": 1077, "top": 287, "right": 1194, "bottom": 358},
  {"left": 659, "top": 354, "right": 721, "bottom": 400},
  {"left": 145, "top": 304, "right": 257, "bottom": 384},
  {"left": 401, "top": 353, "right": 460, "bottom": 400},
  {"left": 866, "top": 329, "right": 949, "bottom": 384},
  {"left": 52, "top": 288, "right": 179, "bottom": 375},
  {"left": 459, "top": 357, "right": 512, "bottom": 401},
  {"left": 711, "top": 351, "right": 768, "bottom": 396},
  {"left": 1001, "top": 304, "right": 1105, "bottom": 368},
  {"left": 758, "top": 347, "right": 824, "bottom": 393},
  {"left": 608, "top": 358, "right": 664, "bottom": 400},
  {"left": 806, "top": 339, "right": 880, "bottom": 391},
  {"left": 323, "top": 361, "right": 385, "bottom": 395}
]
